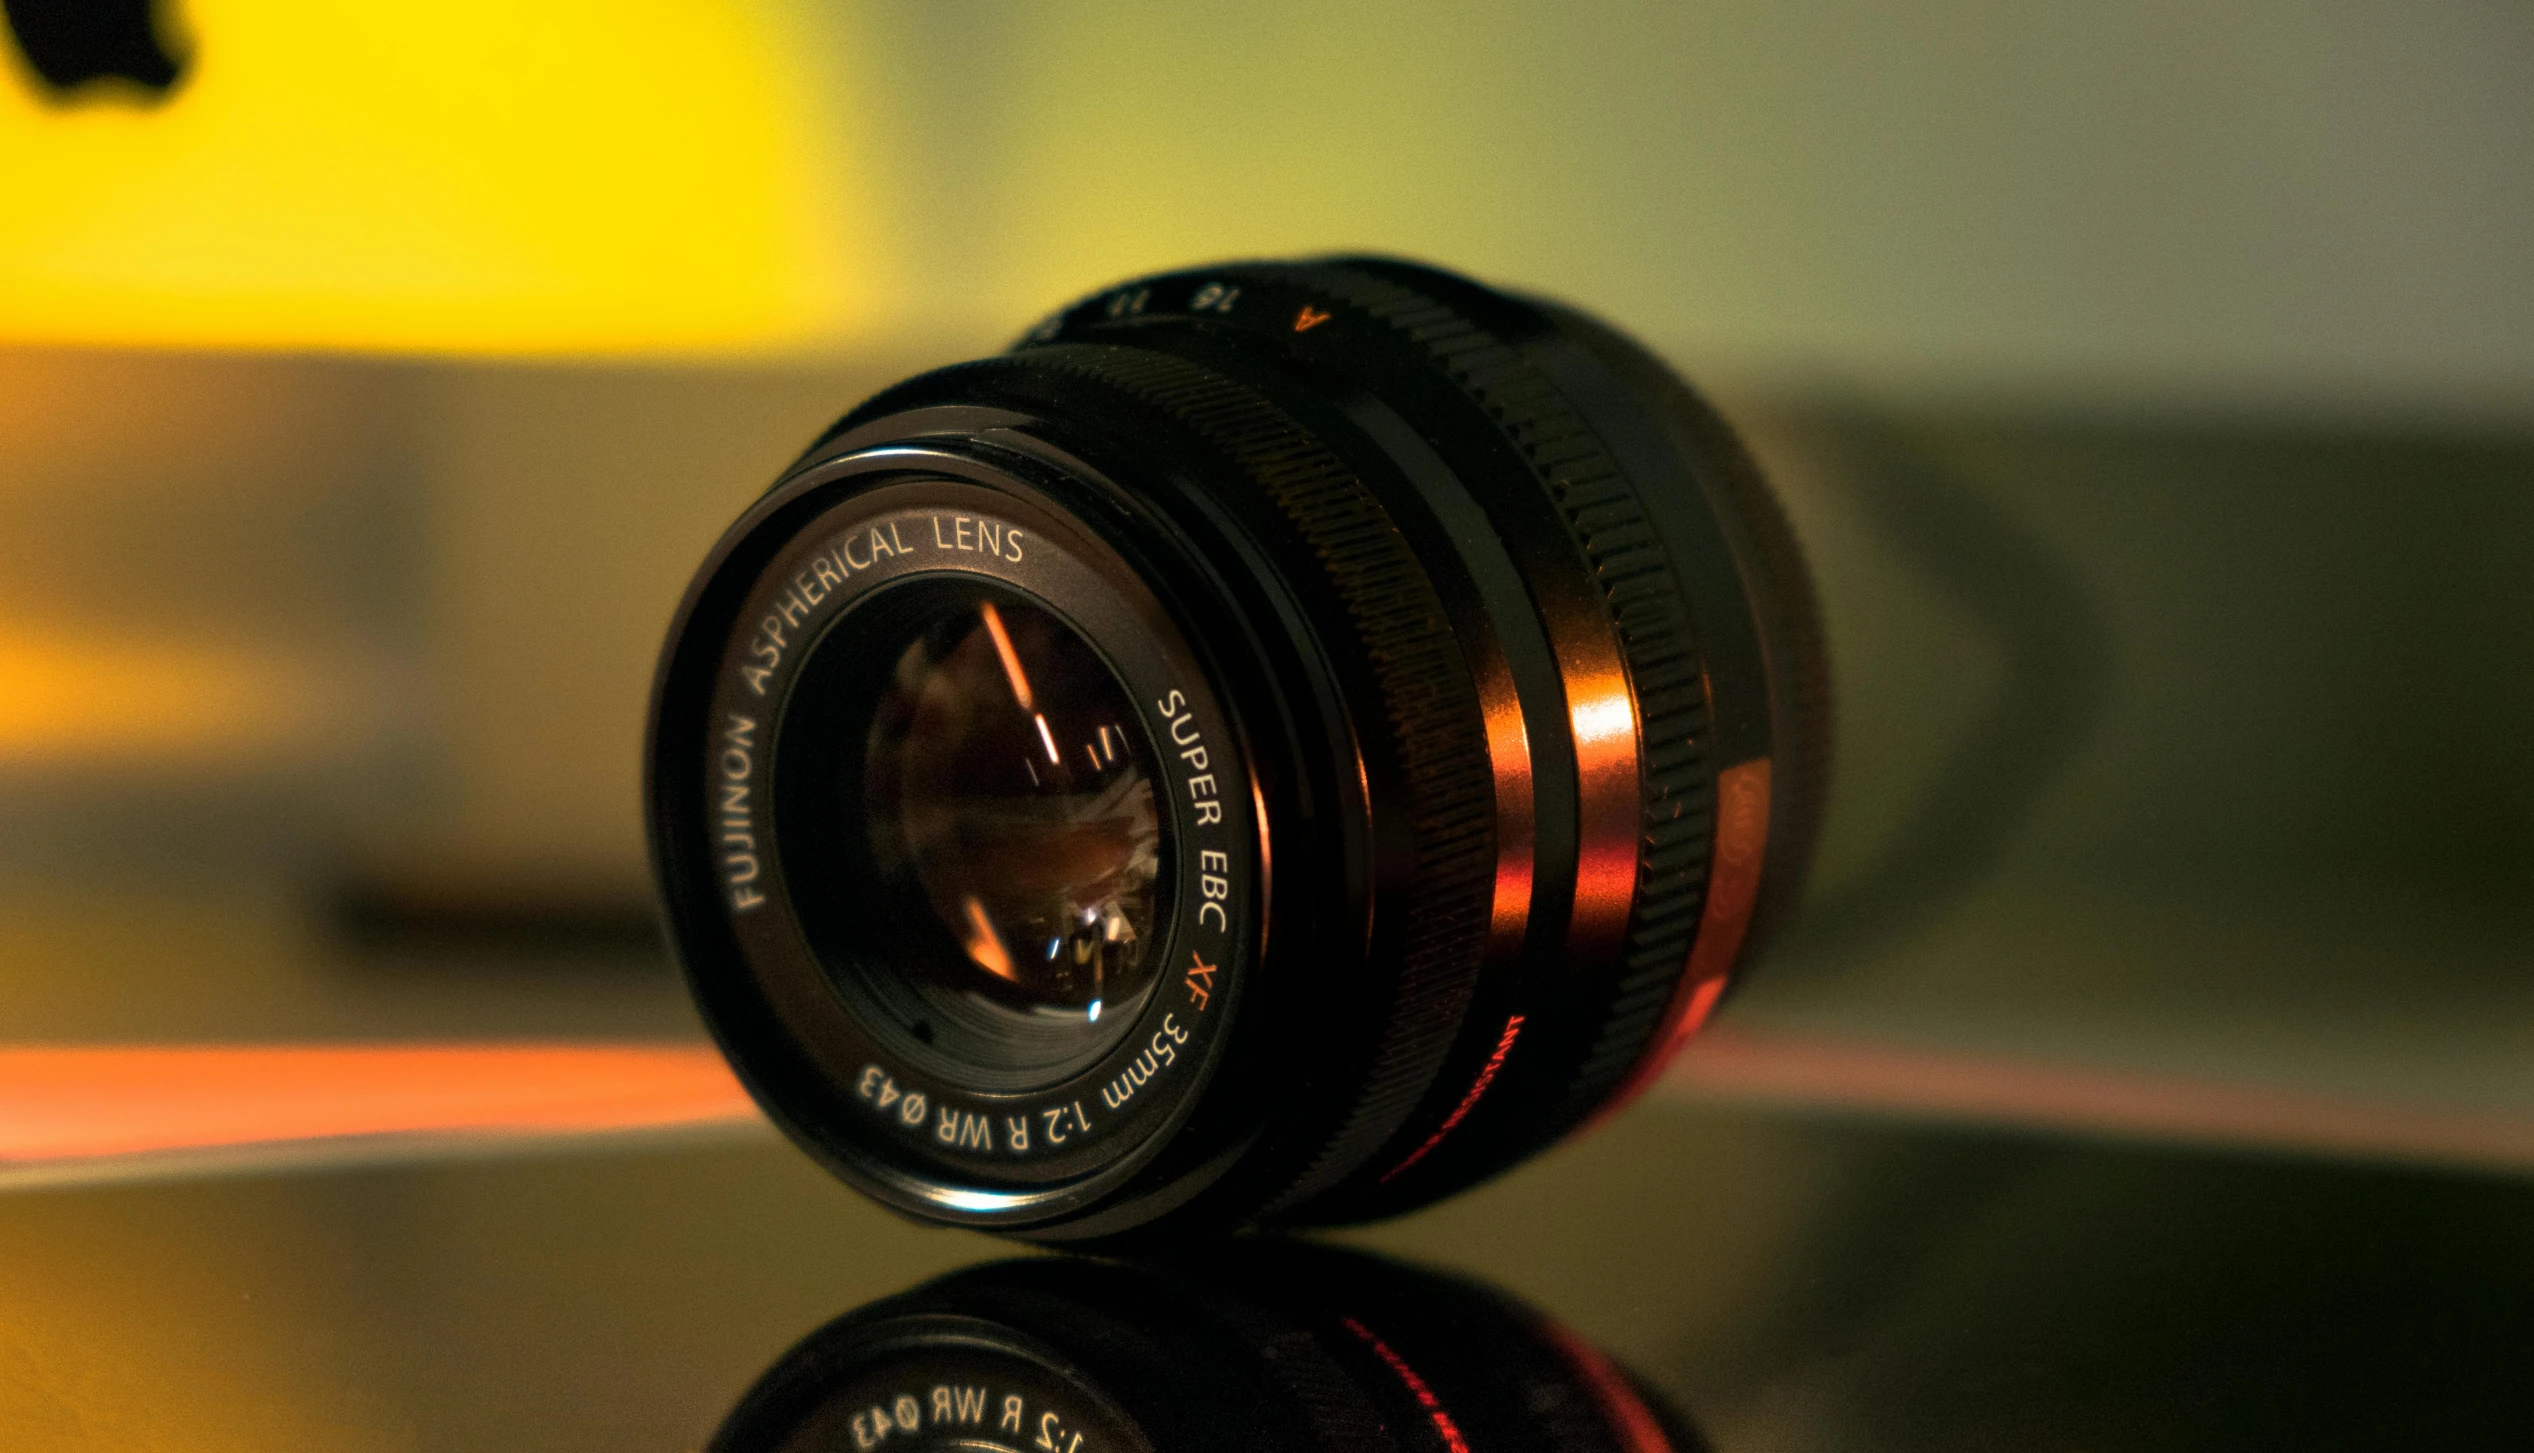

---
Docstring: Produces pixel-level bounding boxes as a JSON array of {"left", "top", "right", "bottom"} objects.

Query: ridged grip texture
[
  {"left": 1017, "top": 343, "right": 1498, "bottom": 1215},
  {"left": 1286, "top": 264, "right": 1723, "bottom": 1118}
]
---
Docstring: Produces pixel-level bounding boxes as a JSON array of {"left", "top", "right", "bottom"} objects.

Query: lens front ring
[{"left": 650, "top": 455, "right": 1258, "bottom": 1223}]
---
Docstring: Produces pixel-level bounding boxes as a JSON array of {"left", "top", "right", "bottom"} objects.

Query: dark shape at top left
[{"left": 5, "top": 0, "right": 187, "bottom": 100}]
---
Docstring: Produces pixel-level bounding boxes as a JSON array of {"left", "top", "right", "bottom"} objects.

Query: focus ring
[
  {"left": 1290, "top": 265, "right": 1721, "bottom": 1116},
  {"left": 1017, "top": 343, "right": 1497, "bottom": 1212}
]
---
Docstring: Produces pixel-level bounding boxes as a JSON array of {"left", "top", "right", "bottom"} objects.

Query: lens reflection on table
[{"left": 711, "top": 1242, "right": 1704, "bottom": 1453}]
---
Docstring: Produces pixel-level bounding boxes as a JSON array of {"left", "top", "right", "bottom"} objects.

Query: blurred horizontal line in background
[
  {"left": 0, "top": 628, "right": 399, "bottom": 770},
  {"left": 325, "top": 872, "right": 669, "bottom": 959},
  {"left": 0, "top": 1042, "right": 758, "bottom": 1189},
  {"left": 8, "top": 1032, "right": 2530, "bottom": 1193}
]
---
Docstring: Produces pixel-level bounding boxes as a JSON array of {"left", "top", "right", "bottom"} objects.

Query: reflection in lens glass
[{"left": 860, "top": 587, "right": 1164, "bottom": 1038}]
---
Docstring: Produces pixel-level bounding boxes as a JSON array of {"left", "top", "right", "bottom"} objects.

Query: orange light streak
[
  {"left": 1564, "top": 666, "right": 1641, "bottom": 963},
  {"left": 1590, "top": 757, "right": 1770, "bottom": 1128},
  {"left": 0, "top": 1043, "right": 753, "bottom": 1167},
  {"left": 1662, "top": 1027, "right": 2534, "bottom": 1177},
  {"left": 962, "top": 894, "right": 1018, "bottom": 981},
  {"left": 1479, "top": 688, "right": 1535, "bottom": 965},
  {"left": 980, "top": 601, "right": 1035, "bottom": 708}
]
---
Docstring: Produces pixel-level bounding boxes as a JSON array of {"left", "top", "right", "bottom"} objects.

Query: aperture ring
[{"left": 1014, "top": 343, "right": 1498, "bottom": 1217}]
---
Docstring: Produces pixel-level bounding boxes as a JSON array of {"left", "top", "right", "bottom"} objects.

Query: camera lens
[
  {"left": 708, "top": 1246, "right": 1709, "bottom": 1453},
  {"left": 781, "top": 579, "right": 1169, "bottom": 1089},
  {"left": 647, "top": 256, "right": 1828, "bottom": 1241}
]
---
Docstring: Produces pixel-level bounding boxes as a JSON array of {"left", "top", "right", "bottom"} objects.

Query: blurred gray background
[{"left": 3, "top": 0, "right": 2530, "bottom": 1141}]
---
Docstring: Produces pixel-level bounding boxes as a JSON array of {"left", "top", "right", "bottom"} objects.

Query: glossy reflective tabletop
[{"left": 8, "top": 1099, "right": 2529, "bottom": 1450}]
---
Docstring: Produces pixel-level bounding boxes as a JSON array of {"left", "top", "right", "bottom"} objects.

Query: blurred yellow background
[
  {"left": 4, "top": 11, "right": 2533, "bottom": 1444},
  {"left": 1, "top": 0, "right": 2530, "bottom": 1101},
  {"left": 0, "top": 0, "right": 869, "bottom": 353},
  {"left": 9, "top": 2, "right": 2530, "bottom": 392}
]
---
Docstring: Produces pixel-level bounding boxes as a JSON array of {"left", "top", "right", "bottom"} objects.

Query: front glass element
[
  {"left": 783, "top": 578, "right": 1168, "bottom": 1088},
  {"left": 865, "top": 587, "right": 1164, "bottom": 1017}
]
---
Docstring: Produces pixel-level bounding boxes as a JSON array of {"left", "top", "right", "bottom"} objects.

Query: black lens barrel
[{"left": 646, "top": 256, "right": 1827, "bottom": 1242}]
